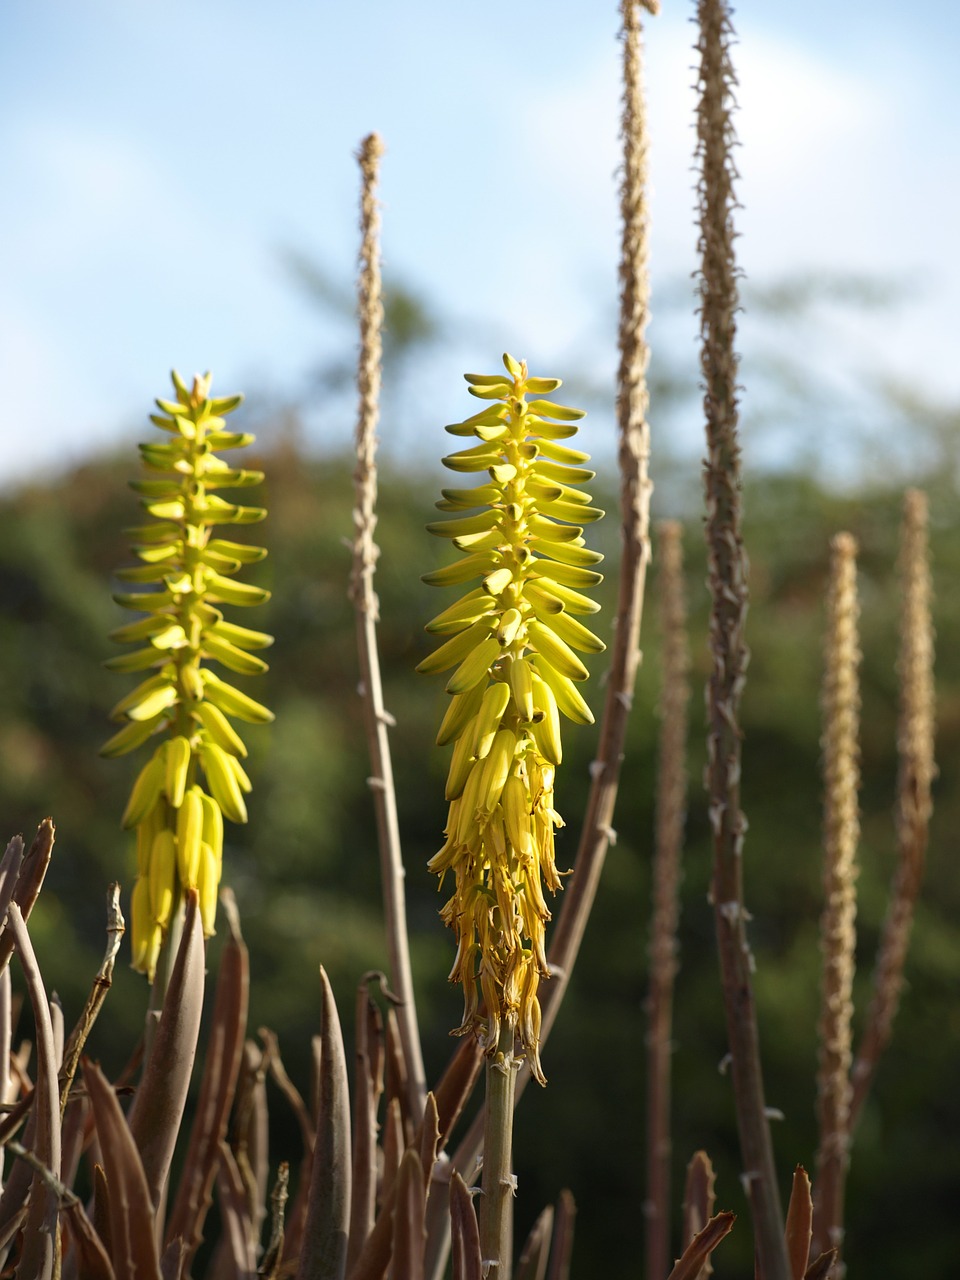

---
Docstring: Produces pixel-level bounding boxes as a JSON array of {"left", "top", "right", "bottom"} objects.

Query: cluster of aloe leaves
[{"left": 0, "top": 819, "right": 587, "bottom": 1280}]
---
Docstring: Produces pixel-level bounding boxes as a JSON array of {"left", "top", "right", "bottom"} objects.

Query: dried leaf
[
  {"left": 296, "top": 968, "right": 352, "bottom": 1280},
  {"left": 127, "top": 891, "right": 205, "bottom": 1212}
]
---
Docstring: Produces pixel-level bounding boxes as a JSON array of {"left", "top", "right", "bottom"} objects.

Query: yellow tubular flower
[
  {"left": 103, "top": 372, "right": 274, "bottom": 977},
  {"left": 419, "top": 354, "right": 605, "bottom": 1084}
]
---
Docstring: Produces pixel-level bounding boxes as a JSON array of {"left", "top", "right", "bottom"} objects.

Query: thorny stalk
[
  {"left": 849, "top": 489, "right": 935, "bottom": 1129},
  {"left": 646, "top": 521, "right": 690, "bottom": 1280},
  {"left": 811, "top": 535, "right": 861, "bottom": 1262},
  {"left": 349, "top": 131, "right": 426, "bottom": 1119},
  {"left": 540, "top": 0, "right": 656, "bottom": 1044},
  {"left": 695, "top": 1, "right": 788, "bottom": 1275}
]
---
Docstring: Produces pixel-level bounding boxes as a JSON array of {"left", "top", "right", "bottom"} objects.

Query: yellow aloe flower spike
[
  {"left": 104, "top": 372, "right": 274, "bottom": 977},
  {"left": 419, "top": 354, "right": 605, "bottom": 1084}
]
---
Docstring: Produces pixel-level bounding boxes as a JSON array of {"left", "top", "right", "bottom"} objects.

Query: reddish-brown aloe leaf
[
  {"left": 0, "top": 840, "right": 25, "bottom": 944},
  {"left": 61, "top": 1095, "right": 90, "bottom": 1193},
  {"left": 545, "top": 1190, "right": 576, "bottom": 1280},
  {"left": 347, "top": 981, "right": 379, "bottom": 1273},
  {"left": 785, "top": 1166, "right": 813, "bottom": 1280},
  {"left": 92, "top": 1164, "right": 112, "bottom": 1266},
  {"left": 8, "top": 902, "right": 61, "bottom": 1280},
  {"left": 666, "top": 1212, "right": 736, "bottom": 1280},
  {"left": 682, "top": 1150, "right": 717, "bottom": 1252},
  {"left": 430, "top": 1037, "right": 484, "bottom": 1153},
  {"left": 128, "top": 891, "right": 205, "bottom": 1214},
  {"left": 0, "top": 822, "right": 54, "bottom": 979},
  {"left": 0, "top": 962, "right": 11, "bottom": 1110},
  {"left": 392, "top": 1149, "right": 425, "bottom": 1280},
  {"left": 266, "top": 1029, "right": 317, "bottom": 1270},
  {"left": 296, "top": 968, "right": 352, "bottom": 1280},
  {"left": 164, "top": 891, "right": 249, "bottom": 1268},
  {"left": 383, "top": 1009, "right": 412, "bottom": 1144},
  {"left": 159, "top": 1239, "right": 186, "bottom": 1280},
  {"left": 515, "top": 1206, "right": 554, "bottom": 1280},
  {"left": 261, "top": 1029, "right": 314, "bottom": 1156},
  {"left": 63, "top": 1198, "right": 118, "bottom": 1280},
  {"left": 418, "top": 1094, "right": 440, "bottom": 1205},
  {"left": 233, "top": 1040, "right": 269, "bottom": 1243},
  {"left": 351, "top": 1089, "right": 457, "bottom": 1280},
  {"left": 803, "top": 1250, "right": 837, "bottom": 1280},
  {"left": 449, "top": 1173, "right": 481, "bottom": 1280},
  {"left": 83, "top": 1058, "right": 162, "bottom": 1280},
  {"left": 381, "top": 1098, "right": 404, "bottom": 1208}
]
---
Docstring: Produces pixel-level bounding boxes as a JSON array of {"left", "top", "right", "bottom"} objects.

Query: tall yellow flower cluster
[
  {"left": 419, "top": 354, "right": 604, "bottom": 1083},
  {"left": 103, "top": 373, "right": 273, "bottom": 979}
]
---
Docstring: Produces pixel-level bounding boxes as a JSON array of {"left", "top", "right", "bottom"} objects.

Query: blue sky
[{"left": 1, "top": 1, "right": 957, "bottom": 483}]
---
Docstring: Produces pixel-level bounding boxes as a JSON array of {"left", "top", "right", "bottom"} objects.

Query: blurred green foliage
[{"left": 1, "top": 433, "right": 958, "bottom": 1276}]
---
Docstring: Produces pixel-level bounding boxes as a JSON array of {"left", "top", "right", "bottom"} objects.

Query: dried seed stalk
[
  {"left": 541, "top": 0, "right": 655, "bottom": 1042},
  {"left": 811, "top": 534, "right": 861, "bottom": 1262},
  {"left": 850, "top": 490, "right": 935, "bottom": 1128},
  {"left": 646, "top": 521, "right": 690, "bottom": 1280},
  {"left": 695, "top": 1, "right": 788, "bottom": 1275},
  {"left": 349, "top": 131, "right": 426, "bottom": 1119}
]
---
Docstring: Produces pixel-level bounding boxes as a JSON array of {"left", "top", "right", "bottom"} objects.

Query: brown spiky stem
[
  {"left": 696, "top": 3, "right": 788, "bottom": 1276},
  {"left": 849, "top": 490, "right": 935, "bottom": 1131},
  {"left": 811, "top": 535, "right": 861, "bottom": 1263},
  {"left": 349, "top": 132, "right": 426, "bottom": 1120},
  {"left": 540, "top": 0, "right": 655, "bottom": 1040},
  {"left": 646, "top": 521, "right": 690, "bottom": 1280}
]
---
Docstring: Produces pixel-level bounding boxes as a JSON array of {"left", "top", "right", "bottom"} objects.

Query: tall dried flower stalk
[
  {"left": 645, "top": 520, "right": 690, "bottom": 1280},
  {"left": 695, "top": 2, "right": 788, "bottom": 1276},
  {"left": 812, "top": 533, "right": 861, "bottom": 1262},
  {"left": 540, "top": 0, "right": 656, "bottom": 1042},
  {"left": 349, "top": 132, "right": 426, "bottom": 1118},
  {"left": 849, "top": 489, "right": 935, "bottom": 1129}
]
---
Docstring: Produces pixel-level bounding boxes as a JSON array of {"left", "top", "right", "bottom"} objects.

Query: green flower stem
[{"left": 479, "top": 1022, "right": 518, "bottom": 1280}]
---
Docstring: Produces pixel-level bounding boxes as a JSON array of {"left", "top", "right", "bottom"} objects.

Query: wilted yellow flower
[
  {"left": 419, "top": 354, "right": 604, "bottom": 1083},
  {"left": 104, "top": 372, "right": 273, "bottom": 977}
]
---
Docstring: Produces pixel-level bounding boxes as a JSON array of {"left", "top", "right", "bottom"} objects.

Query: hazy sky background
[{"left": 1, "top": 1, "right": 957, "bottom": 484}]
